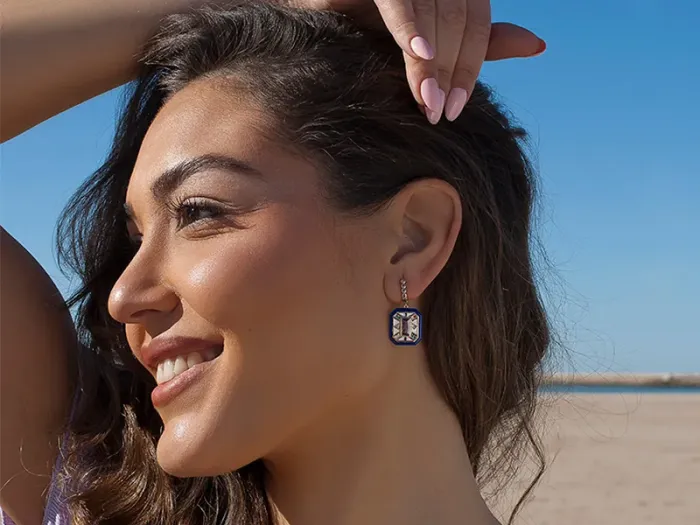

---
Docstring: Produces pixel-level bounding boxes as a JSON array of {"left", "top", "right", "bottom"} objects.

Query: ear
[{"left": 383, "top": 179, "right": 462, "bottom": 304}]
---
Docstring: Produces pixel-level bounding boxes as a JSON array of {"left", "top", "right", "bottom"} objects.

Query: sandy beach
[{"left": 491, "top": 392, "right": 700, "bottom": 525}]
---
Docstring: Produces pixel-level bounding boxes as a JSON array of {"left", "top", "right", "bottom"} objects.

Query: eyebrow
[{"left": 123, "top": 153, "right": 262, "bottom": 221}]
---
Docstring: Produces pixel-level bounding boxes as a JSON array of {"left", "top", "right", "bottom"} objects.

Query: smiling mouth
[{"left": 155, "top": 346, "right": 223, "bottom": 385}]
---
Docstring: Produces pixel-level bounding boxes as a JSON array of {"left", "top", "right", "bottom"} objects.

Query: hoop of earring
[{"left": 389, "top": 277, "right": 422, "bottom": 346}]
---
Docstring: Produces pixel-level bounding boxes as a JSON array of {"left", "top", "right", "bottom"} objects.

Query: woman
[{"left": 0, "top": 1, "right": 548, "bottom": 524}]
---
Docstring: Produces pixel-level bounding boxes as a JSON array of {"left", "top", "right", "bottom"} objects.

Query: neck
[{"left": 263, "top": 346, "right": 498, "bottom": 525}]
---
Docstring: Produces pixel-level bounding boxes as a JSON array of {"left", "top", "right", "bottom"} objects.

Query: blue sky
[{"left": 1, "top": 0, "right": 698, "bottom": 373}]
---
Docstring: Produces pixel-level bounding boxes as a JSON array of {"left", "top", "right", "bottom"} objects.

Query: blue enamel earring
[{"left": 389, "top": 277, "right": 422, "bottom": 346}]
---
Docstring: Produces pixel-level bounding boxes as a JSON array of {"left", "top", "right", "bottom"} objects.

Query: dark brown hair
[{"left": 57, "top": 3, "right": 550, "bottom": 524}]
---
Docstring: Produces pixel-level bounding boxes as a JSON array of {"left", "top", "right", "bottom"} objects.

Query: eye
[{"left": 174, "top": 198, "right": 224, "bottom": 229}]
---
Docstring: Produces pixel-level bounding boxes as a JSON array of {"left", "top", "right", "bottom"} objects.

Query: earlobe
[{"left": 383, "top": 179, "right": 462, "bottom": 302}]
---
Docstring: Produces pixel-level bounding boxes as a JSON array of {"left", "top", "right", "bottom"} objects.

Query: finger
[
  {"left": 433, "top": 0, "right": 467, "bottom": 123},
  {"left": 411, "top": 0, "right": 438, "bottom": 61},
  {"left": 374, "top": 0, "right": 440, "bottom": 117},
  {"left": 409, "top": 0, "right": 443, "bottom": 122},
  {"left": 390, "top": 0, "right": 442, "bottom": 122},
  {"left": 444, "top": 0, "right": 491, "bottom": 122},
  {"left": 404, "top": 52, "right": 444, "bottom": 124},
  {"left": 486, "top": 22, "right": 546, "bottom": 61},
  {"left": 373, "top": 0, "right": 435, "bottom": 61}
]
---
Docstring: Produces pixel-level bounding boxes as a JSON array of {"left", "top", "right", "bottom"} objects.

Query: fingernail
[
  {"left": 410, "top": 36, "right": 434, "bottom": 60},
  {"left": 426, "top": 89, "right": 446, "bottom": 125},
  {"left": 532, "top": 39, "right": 547, "bottom": 57},
  {"left": 426, "top": 108, "right": 440, "bottom": 125},
  {"left": 420, "top": 78, "right": 442, "bottom": 113},
  {"left": 445, "top": 88, "right": 468, "bottom": 121}
]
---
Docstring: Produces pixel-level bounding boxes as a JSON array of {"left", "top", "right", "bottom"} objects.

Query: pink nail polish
[
  {"left": 410, "top": 36, "right": 434, "bottom": 60},
  {"left": 426, "top": 89, "right": 446, "bottom": 125},
  {"left": 445, "top": 88, "right": 468, "bottom": 121},
  {"left": 426, "top": 108, "right": 440, "bottom": 125},
  {"left": 420, "top": 78, "right": 441, "bottom": 113}
]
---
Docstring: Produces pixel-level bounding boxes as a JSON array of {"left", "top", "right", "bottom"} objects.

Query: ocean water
[{"left": 540, "top": 385, "right": 700, "bottom": 394}]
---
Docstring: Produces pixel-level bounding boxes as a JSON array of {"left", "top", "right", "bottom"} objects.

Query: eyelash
[
  {"left": 125, "top": 198, "right": 239, "bottom": 249},
  {"left": 171, "top": 197, "right": 225, "bottom": 230}
]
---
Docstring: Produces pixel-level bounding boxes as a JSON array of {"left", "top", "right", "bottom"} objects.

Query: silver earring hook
[{"left": 400, "top": 277, "right": 409, "bottom": 308}]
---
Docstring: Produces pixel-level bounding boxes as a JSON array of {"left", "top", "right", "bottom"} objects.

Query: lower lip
[{"left": 151, "top": 358, "right": 219, "bottom": 408}]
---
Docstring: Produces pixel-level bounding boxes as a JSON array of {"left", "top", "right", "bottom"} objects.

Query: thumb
[{"left": 486, "top": 23, "right": 546, "bottom": 61}]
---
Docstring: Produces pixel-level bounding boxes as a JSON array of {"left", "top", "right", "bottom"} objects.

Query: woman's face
[{"left": 107, "top": 80, "right": 397, "bottom": 476}]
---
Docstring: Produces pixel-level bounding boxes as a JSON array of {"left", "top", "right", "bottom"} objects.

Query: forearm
[{"left": 0, "top": 0, "right": 211, "bottom": 142}]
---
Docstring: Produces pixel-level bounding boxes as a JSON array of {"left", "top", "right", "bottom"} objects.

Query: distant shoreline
[{"left": 543, "top": 372, "right": 700, "bottom": 387}]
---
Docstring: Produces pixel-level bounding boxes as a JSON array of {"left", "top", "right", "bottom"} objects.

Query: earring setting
[{"left": 389, "top": 277, "right": 422, "bottom": 346}]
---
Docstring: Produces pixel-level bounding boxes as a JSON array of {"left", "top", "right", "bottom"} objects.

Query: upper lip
[{"left": 141, "top": 336, "right": 223, "bottom": 370}]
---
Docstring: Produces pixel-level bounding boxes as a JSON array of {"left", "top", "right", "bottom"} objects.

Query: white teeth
[
  {"left": 162, "top": 359, "right": 175, "bottom": 383},
  {"left": 186, "top": 352, "right": 204, "bottom": 368},
  {"left": 173, "top": 356, "right": 188, "bottom": 376},
  {"left": 155, "top": 348, "right": 221, "bottom": 385}
]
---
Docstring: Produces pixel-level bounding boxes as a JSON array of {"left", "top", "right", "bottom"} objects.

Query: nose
[{"left": 108, "top": 245, "right": 179, "bottom": 325}]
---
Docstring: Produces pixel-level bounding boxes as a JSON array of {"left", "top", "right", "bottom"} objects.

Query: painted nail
[
  {"left": 426, "top": 89, "right": 446, "bottom": 125},
  {"left": 410, "top": 36, "right": 435, "bottom": 60},
  {"left": 420, "top": 78, "right": 442, "bottom": 113},
  {"left": 445, "top": 88, "right": 468, "bottom": 121},
  {"left": 426, "top": 108, "right": 440, "bottom": 125},
  {"left": 532, "top": 39, "right": 547, "bottom": 57}
]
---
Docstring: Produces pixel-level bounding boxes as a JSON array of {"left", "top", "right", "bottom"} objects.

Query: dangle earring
[{"left": 389, "top": 277, "right": 422, "bottom": 345}]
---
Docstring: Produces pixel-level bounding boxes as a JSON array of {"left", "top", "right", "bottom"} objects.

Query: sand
[{"left": 491, "top": 393, "right": 700, "bottom": 525}]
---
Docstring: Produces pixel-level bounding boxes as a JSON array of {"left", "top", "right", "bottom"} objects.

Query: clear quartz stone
[{"left": 391, "top": 309, "right": 421, "bottom": 344}]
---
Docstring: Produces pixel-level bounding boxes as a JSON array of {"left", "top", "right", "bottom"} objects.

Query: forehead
[{"left": 129, "top": 79, "right": 299, "bottom": 190}]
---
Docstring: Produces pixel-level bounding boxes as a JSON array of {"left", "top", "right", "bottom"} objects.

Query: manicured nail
[
  {"left": 532, "top": 39, "right": 547, "bottom": 57},
  {"left": 426, "top": 108, "right": 440, "bottom": 125},
  {"left": 426, "top": 89, "right": 446, "bottom": 125},
  {"left": 445, "top": 88, "right": 468, "bottom": 121},
  {"left": 420, "top": 78, "right": 442, "bottom": 113},
  {"left": 410, "top": 36, "right": 434, "bottom": 60}
]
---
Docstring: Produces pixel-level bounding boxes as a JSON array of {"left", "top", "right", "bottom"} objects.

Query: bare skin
[
  {"left": 0, "top": 1, "right": 538, "bottom": 523},
  {"left": 0, "top": 230, "right": 77, "bottom": 524},
  {"left": 0, "top": 0, "right": 543, "bottom": 140},
  {"left": 109, "top": 80, "right": 494, "bottom": 525},
  {"left": 0, "top": 0, "right": 204, "bottom": 141}
]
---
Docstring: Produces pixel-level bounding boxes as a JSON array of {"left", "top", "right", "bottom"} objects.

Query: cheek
[
  {"left": 174, "top": 204, "right": 387, "bottom": 401},
  {"left": 175, "top": 204, "right": 340, "bottom": 327},
  {"left": 156, "top": 206, "right": 392, "bottom": 472},
  {"left": 125, "top": 325, "right": 145, "bottom": 354}
]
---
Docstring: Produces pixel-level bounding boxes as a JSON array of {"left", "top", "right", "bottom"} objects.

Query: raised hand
[{"left": 316, "top": 0, "right": 546, "bottom": 123}]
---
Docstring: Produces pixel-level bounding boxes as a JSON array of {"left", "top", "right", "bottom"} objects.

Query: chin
[{"left": 155, "top": 422, "right": 258, "bottom": 477}]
